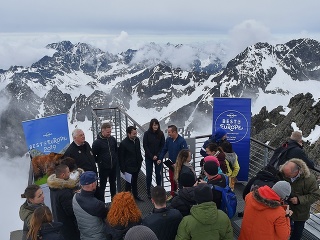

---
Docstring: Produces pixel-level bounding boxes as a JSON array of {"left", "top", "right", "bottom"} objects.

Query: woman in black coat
[{"left": 143, "top": 118, "right": 165, "bottom": 198}]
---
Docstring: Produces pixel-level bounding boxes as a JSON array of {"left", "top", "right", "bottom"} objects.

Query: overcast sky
[{"left": 0, "top": 0, "right": 320, "bottom": 68}]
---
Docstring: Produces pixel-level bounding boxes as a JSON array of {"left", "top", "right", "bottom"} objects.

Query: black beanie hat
[
  {"left": 194, "top": 183, "right": 213, "bottom": 204},
  {"left": 204, "top": 161, "right": 218, "bottom": 176},
  {"left": 179, "top": 172, "right": 196, "bottom": 187}
]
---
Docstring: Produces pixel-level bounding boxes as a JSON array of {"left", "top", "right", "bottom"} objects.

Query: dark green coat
[
  {"left": 281, "top": 158, "right": 320, "bottom": 221},
  {"left": 175, "top": 202, "right": 233, "bottom": 240}
]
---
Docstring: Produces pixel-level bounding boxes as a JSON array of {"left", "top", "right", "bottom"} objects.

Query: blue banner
[
  {"left": 213, "top": 98, "right": 251, "bottom": 181},
  {"left": 22, "top": 114, "right": 70, "bottom": 154}
]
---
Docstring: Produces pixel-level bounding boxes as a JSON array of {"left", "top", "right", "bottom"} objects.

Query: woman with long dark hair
[
  {"left": 27, "top": 206, "right": 64, "bottom": 240},
  {"left": 143, "top": 118, "right": 165, "bottom": 198}
]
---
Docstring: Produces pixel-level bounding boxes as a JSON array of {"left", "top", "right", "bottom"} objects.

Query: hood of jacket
[
  {"left": 40, "top": 222, "right": 63, "bottom": 235},
  {"left": 178, "top": 187, "right": 196, "bottom": 203},
  {"left": 47, "top": 170, "right": 82, "bottom": 189},
  {"left": 224, "top": 152, "right": 237, "bottom": 165},
  {"left": 251, "top": 186, "right": 282, "bottom": 210},
  {"left": 284, "top": 158, "right": 311, "bottom": 178},
  {"left": 190, "top": 201, "right": 217, "bottom": 225}
]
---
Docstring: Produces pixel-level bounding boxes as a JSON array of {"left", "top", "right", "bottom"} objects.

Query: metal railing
[{"left": 91, "top": 107, "right": 320, "bottom": 239}]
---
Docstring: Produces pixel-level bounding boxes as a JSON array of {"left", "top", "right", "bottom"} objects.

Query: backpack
[
  {"left": 212, "top": 175, "right": 237, "bottom": 219},
  {"left": 269, "top": 144, "right": 296, "bottom": 169}
]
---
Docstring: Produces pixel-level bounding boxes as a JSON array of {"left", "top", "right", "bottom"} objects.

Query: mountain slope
[{"left": 0, "top": 38, "right": 320, "bottom": 158}]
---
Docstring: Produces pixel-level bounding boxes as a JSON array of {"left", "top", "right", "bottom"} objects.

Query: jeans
[
  {"left": 145, "top": 158, "right": 162, "bottom": 193},
  {"left": 290, "top": 220, "right": 305, "bottom": 240}
]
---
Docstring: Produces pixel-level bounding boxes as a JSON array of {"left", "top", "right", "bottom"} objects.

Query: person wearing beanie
[
  {"left": 72, "top": 171, "right": 108, "bottom": 240},
  {"left": 171, "top": 173, "right": 197, "bottom": 217},
  {"left": 176, "top": 183, "right": 233, "bottom": 240},
  {"left": 239, "top": 181, "right": 293, "bottom": 240},
  {"left": 203, "top": 161, "right": 227, "bottom": 209},
  {"left": 142, "top": 186, "right": 182, "bottom": 240},
  {"left": 124, "top": 225, "right": 158, "bottom": 240}
]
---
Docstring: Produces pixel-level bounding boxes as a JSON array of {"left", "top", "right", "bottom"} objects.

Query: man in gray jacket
[{"left": 73, "top": 171, "right": 108, "bottom": 240}]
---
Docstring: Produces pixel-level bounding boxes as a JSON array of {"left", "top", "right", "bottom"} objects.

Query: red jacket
[{"left": 239, "top": 186, "right": 291, "bottom": 240}]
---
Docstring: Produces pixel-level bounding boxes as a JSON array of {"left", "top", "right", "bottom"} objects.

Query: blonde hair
[
  {"left": 27, "top": 206, "right": 53, "bottom": 240},
  {"left": 174, "top": 149, "right": 190, "bottom": 181},
  {"left": 291, "top": 131, "right": 302, "bottom": 142}
]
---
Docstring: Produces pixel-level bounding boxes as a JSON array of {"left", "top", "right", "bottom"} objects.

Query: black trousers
[
  {"left": 125, "top": 171, "right": 139, "bottom": 197},
  {"left": 290, "top": 220, "right": 305, "bottom": 240},
  {"left": 99, "top": 166, "right": 117, "bottom": 201}
]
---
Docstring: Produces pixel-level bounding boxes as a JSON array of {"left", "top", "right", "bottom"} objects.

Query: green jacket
[
  {"left": 281, "top": 158, "right": 320, "bottom": 221},
  {"left": 175, "top": 201, "right": 233, "bottom": 240}
]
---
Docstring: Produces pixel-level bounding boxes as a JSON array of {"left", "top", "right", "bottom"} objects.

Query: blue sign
[
  {"left": 22, "top": 114, "right": 70, "bottom": 154},
  {"left": 213, "top": 98, "right": 251, "bottom": 181}
]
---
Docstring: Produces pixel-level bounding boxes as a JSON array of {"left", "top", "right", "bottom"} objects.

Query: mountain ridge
[{"left": 0, "top": 38, "right": 320, "bottom": 160}]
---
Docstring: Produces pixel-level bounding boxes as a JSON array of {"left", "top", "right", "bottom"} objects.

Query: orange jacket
[{"left": 239, "top": 186, "right": 291, "bottom": 240}]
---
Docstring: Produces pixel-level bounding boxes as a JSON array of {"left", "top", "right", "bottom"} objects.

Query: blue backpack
[{"left": 212, "top": 175, "right": 237, "bottom": 219}]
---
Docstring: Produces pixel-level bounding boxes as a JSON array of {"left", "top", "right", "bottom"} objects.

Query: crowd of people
[{"left": 19, "top": 121, "right": 320, "bottom": 240}]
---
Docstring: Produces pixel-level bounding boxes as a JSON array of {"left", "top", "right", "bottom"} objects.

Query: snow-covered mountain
[{"left": 1, "top": 38, "right": 320, "bottom": 159}]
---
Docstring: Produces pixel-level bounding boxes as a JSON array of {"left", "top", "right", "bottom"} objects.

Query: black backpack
[{"left": 268, "top": 144, "right": 296, "bottom": 169}]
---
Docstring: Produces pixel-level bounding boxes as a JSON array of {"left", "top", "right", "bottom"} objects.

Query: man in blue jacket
[{"left": 158, "top": 125, "right": 188, "bottom": 197}]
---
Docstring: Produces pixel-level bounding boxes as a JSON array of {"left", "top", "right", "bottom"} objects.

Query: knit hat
[
  {"left": 194, "top": 183, "right": 213, "bottom": 204},
  {"left": 124, "top": 225, "right": 158, "bottom": 240},
  {"left": 80, "top": 171, "right": 99, "bottom": 185},
  {"left": 214, "top": 128, "right": 227, "bottom": 141},
  {"left": 204, "top": 161, "right": 219, "bottom": 176},
  {"left": 272, "top": 181, "right": 291, "bottom": 200},
  {"left": 179, "top": 172, "right": 196, "bottom": 187},
  {"left": 204, "top": 156, "right": 220, "bottom": 166}
]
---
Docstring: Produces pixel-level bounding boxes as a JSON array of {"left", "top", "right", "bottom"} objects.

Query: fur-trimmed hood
[
  {"left": 47, "top": 168, "right": 83, "bottom": 189},
  {"left": 252, "top": 186, "right": 282, "bottom": 209},
  {"left": 284, "top": 158, "right": 311, "bottom": 178}
]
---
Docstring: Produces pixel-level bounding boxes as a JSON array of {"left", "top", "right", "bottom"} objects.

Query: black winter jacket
[
  {"left": 27, "top": 222, "right": 65, "bottom": 240},
  {"left": 63, "top": 142, "right": 97, "bottom": 173},
  {"left": 119, "top": 137, "right": 143, "bottom": 173},
  {"left": 143, "top": 129, "right": 165, "bottom": 160},
  {"left": 170, "top": 187, "right": 197, "bottom": 217},
  {"left": 47, "top": 174, "right": 80, "bottom": 240},
  {"left": 142, "top": 207, "right": 183, "bottom": 240},
  {"left": 92, "top": 133, "right": 118, "bottom": 170}
]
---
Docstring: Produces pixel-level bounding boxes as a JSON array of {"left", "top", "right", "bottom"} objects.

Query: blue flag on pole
[
  {"left": 22, "top": 113, "right": 70, "bottom": 154},
  {"left": 213, "top": 98, "right": 251, "bottom": 181}
]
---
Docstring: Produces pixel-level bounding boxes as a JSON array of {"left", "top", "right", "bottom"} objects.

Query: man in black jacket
[
  {"left": 119, "top": 126, "right": 144, "bottom": 201},
  {"left": 64, "top": 128, "right": 97, "bottom": 173},
  {"left": 47, "top": 164, "right": 80, "bottom": 240},
  {"left": 92, "top": 122, "right": 118, "bottom": 202},
  {"left": 143, "top": 186, "right": 183, "bottom": 240},
  {"left": 269, "top": 131, "right": 315, "bottom": 169}
]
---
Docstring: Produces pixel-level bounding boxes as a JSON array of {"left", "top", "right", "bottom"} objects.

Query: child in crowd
[{"left": 221, "top": 141, "right": 240, "bottom": 191}]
